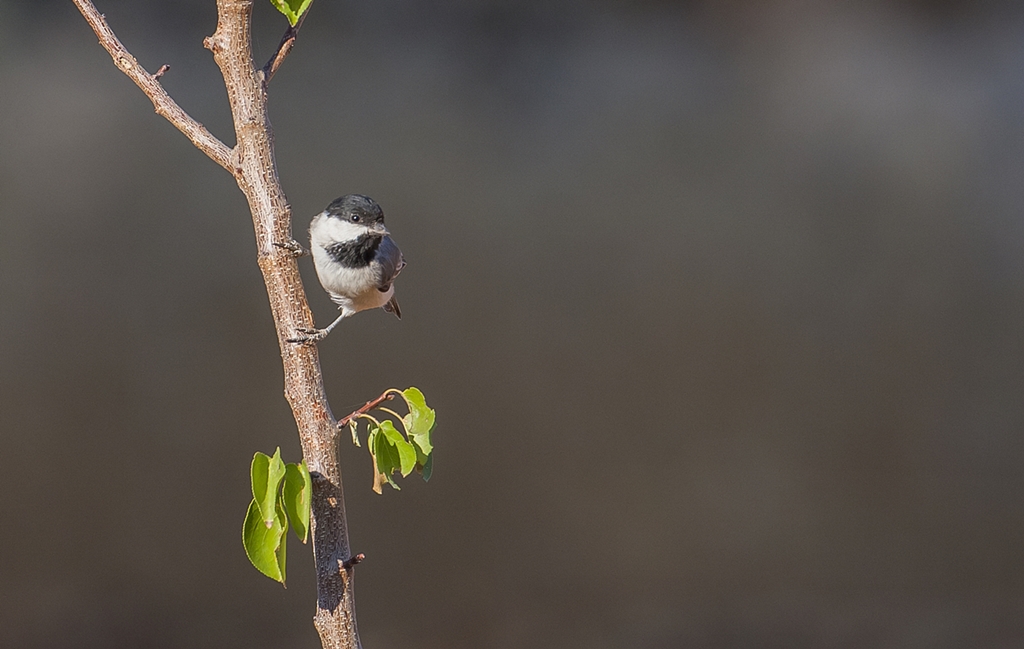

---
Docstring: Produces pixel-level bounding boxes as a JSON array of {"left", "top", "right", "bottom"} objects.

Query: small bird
[{"left": 289, "top": 194, "right": 405, "bottom": 343}]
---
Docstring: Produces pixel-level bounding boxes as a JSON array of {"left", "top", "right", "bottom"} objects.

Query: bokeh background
[{"left": 3, "top": 0, "right": 1024, "bottom": 647}]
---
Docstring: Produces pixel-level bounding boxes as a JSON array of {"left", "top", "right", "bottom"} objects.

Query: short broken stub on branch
[{"left": 342, "top": 554, "right": 366, "bottom": 571}]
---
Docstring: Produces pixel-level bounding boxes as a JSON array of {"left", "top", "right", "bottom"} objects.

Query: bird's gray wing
[{"left": 374, "top": 235, "right": 405, "bottom": 291}]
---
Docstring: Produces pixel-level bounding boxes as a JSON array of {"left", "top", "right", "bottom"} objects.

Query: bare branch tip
[{"left": 153, "top": 64, "right": 170, "bottom": 80}]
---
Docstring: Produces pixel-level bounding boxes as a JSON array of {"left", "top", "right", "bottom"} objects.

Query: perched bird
[{"left": 290, "top": 194, "right": 405, "bottom": 343}]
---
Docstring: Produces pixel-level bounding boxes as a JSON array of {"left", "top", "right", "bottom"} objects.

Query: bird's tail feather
[{"left": 383, "top": 295, "right": 402, "bottom": 319}]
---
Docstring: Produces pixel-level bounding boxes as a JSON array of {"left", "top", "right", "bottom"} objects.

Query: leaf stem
[
  {"left": 375, "top": 407, "right": 405, "bottom": 429},
  {"left": 355, "top": 413, "right": 381, "bottom": 428}
]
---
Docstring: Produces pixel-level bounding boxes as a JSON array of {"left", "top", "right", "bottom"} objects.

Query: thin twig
[
  {"left": 341, "top": 553, "right": 365, "bottom": 571},
  {"left": 262, "top": 8, "right": 311, "bottom": 84},
  {"left": 70, "top": 0, "right": 234, "bottom": 173},
  {"left": 338, "top": 391, "right": 397, "bottom": 428},
  {"left": 154, "top": 64, "right": 170, "bottom": 79}
]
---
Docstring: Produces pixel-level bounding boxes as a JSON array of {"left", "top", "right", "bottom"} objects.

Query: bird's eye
[{"left": 351, "top": 215, "right": 360, "bottom": 223}]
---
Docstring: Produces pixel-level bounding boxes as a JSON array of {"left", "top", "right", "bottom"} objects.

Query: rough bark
[{"left": 72, "top": 1, "right": 361, "bottom": 647}]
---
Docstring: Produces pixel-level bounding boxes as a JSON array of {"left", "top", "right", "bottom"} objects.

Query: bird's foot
[
  {"left": 273, "top": 239, "right": 310, "bottom": 257},
  {"left": 287, "top": 327, "right": 329, "bottom": 344}
]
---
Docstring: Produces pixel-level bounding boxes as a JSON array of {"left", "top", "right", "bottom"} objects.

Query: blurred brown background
[{"left": 2, "top": 0, "right": 1024, "bottom": 647}]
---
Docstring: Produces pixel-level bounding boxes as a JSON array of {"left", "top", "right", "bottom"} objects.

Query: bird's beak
[{"left": 373, "top": 223, "right": 389, "bottom": 236}]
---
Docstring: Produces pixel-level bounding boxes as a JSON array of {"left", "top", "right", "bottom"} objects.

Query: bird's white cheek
[{"left": 311, "top": 215, "right": 371, "bottom": 246}]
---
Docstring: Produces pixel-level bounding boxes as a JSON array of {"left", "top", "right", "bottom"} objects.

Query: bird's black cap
[{"left": 325, "top": 194, "right": 385, "bottom": 226}]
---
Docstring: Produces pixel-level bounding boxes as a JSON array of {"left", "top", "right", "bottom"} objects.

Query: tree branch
[
  {"left": 262, "top": 9, "right": 310, "bottom": 84},
  {"left": 71, "top": 0, "right": 234, "bottom": 173},
  {"left": 72, "top": 1, "right": 362, "bottom": 648},
  {"left": 206, "top": 2, "right": 361, "bottom": 646},
  {"left": 338, "top": 391, "right": 397, "bottom": 428}
]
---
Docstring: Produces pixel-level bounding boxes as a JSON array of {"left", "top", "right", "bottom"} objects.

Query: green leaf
[
  {"left": 270, "top": 0, "right": 313, "bottom": 27},
  {"left": 349, "top": 419, "right": 360, "bottom": 447},
  {"left": 370, "top": 426, "right": 403, "bottom": 492},
  {"left": 361, "top": 390, "right": 437, "bottom": 493},
  {"left": 373, "top": 426, "right": 401, "bottom": 478},
  {"left": 416, "top": 451, "right": 433, "bottom": 482},
  {"left": 367, "top": 428, "right": 387, "bottom": 494},
  {"left": 242, "top": 498, "right": 288, "bottom": 584},
  {"left": 412, "top": 421, "right": 433, "bottom": 479},
  {"left": 401, "top": 387, "right": 435, "bottom": 456},
  {"left": 379, "top": 420, "right": 417, "bottom": 477},
  {"left": 283, "top": 461, "right": 312, "bottom": 543},
  {"left": 251, "top": 449, "right": 287, "bottom": 529}
]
